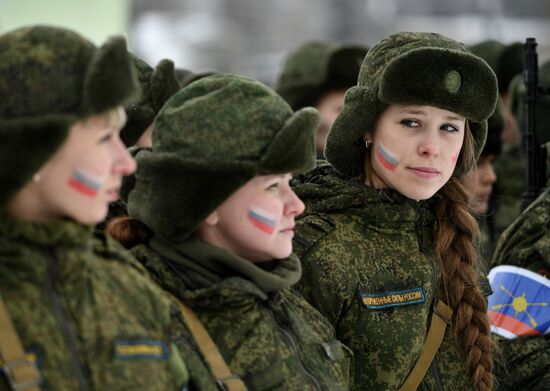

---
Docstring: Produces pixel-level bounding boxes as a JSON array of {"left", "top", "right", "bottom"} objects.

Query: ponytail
[{"left": 106, "top": 216, "right": 152, "bottom": 249}]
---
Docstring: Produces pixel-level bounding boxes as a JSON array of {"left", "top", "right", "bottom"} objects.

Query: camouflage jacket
[
  {"left": 292, "top": 162, "right": 485, "bottom": 391},
  {"left": 492, "top": 144, "right": 524, "bottom": 242},
  {"left": 0, "top": 213, "right": 189, "bottom": 391},
  {"left": 130, "top": 237, "right": 350, "bottom": 391},
  {"left": 477, "top": 218, "right": 495, "bottom": 273},
  {"left": 491, "top": 188, "right": 550, "bottom": 391}
]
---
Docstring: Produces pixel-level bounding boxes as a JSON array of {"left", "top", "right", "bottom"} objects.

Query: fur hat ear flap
[
  {"left": 83, "top": 36, "right": 140, "bottom": 115},
  {"left": 260, "top": 107, "right": 318, "bottom": 175},
  {"left": 128, "top": 150, "right": 255, "bottom": 242},
  {"left": 0, "top": 114, "right": 75, "bottom": 207},
  {"left": 325, "top": 86, "right": 386, "bottom": 177},
  {"left": 150, "top": 59, "right": 181, "bottom": 112}
]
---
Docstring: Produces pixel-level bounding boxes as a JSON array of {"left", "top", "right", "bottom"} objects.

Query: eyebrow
[
  {"left": 400, "top": 109, "right": 464, "bottom": 122},
  {"left": 400, "top": 109, "right": 427, "bottom": 116}
]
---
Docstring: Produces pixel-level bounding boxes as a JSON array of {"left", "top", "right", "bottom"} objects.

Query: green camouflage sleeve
[
  {"left": 293, "top": 215, "right": 358, "bottom": 329},
  {"left": 494, "top": 334, "right": 550, "bottom": 391}
]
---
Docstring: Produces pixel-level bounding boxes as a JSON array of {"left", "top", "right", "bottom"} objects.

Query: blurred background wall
[
  {"left": 0, "top": 0, "right": 131, "bottom": 44},
  {"left": 2, "top": 0, "right": 550, "bottom": 85}
]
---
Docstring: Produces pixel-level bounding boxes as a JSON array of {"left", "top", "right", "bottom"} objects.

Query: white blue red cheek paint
[
  {"left": 68, "top": 168, "right": 102, "bottom": 197},
  {"left": 247, "top": 207, "right": 278, "bottom": 234},
  {"left": 375, "top": 143, "right": 399, "bottom": 172}
]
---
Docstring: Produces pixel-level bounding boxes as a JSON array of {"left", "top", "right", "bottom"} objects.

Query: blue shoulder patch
[
  {"left": 113, "top": 338, "right": 169, "bottom": 361},
  {"left": 360, "top": 287, "right": 426, "bottom": 309}
]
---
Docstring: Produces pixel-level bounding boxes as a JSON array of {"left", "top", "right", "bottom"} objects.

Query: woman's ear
[
  {"left": 203, "top": 210, "right": 220, "bottom": 226},
  {"left": 363, "top": 133, "right": 373, "bottom": 148}
]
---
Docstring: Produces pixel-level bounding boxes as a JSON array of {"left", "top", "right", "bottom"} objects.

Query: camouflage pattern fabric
[
  {"left": 491, "top": 188, "right": 550, "bottom": 390},
  {"left": 492, "top": 144, "right": 525, "bottom": 244},
  {"left": 130, "top": 237, "right": 350, "bottom": 391},
  {"left": 0, "top": 213, "right": 191, "bottom": 390},
  {"left": 292, "top": 162, "right": 489, "bottom": 391},
  {"left": 493, "top": 186, "right": 550, "bottom": 274},
  {"left": 477, "top": 218, "right": 496, "bottom": 273}
]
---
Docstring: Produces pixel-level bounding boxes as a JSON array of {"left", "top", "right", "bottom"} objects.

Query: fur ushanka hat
[
  {"left": 120, "top": 56, "right": 214, "bottom": 147},
  {"left": 469, "top": 39, "right": 523, "bottom": 95},
  {"left": 325, "top": 32, "right": 498, "bottom": 178},
  {"left": 120, "top": 56, "right": 181, "bottom": 147},
  {"left": 0, "top": 25, "right": 139, "bottom": 207},
  {"left": 275, "top": 41, "right": 368, "bottom": 110},
  {"left": 127, "top": 74, "right": 318, "bottom": 242}
]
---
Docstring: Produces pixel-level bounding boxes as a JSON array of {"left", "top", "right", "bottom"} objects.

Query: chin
[
  {"left": 74, "top": 208, "right": 108, "bottom": 225},
  {"left": 398, "top": 187, "right": 439, "bottom": 201}
]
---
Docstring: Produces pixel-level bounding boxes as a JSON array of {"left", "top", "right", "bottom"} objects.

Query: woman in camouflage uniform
[
  {"left": 0, "top": 26, "right": 199, "bottom": 390},
  {"left": 108, "top": 74, "right": 349, "bottom": 390},
  {"left": 292, "top": 32, "right": 498, "bottom": 390}
]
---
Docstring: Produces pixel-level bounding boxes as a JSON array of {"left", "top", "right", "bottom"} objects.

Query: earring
[
  {"left": 365, "top": 139, "right": 370, "bottom": 149},
  {"left": 32, "top": 172, "right": 41, "bottom": 183}
]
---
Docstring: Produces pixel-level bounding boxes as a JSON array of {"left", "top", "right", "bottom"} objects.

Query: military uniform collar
[
  {"left": 294, "top": 161, "right": 437, "bottom": 228},
  {"left": 149, "top": 236, "right": 302, "bottom": 295},
  {"left": 0, "top": 212, "right": 94, "bottom": 247}
]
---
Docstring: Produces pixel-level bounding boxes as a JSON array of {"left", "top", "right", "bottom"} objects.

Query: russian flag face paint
[
  {"left": 247, "top": 207, "right": 278, "bottom": 234},
  {"left": 68, "top": 168, "right": 102, "bottom": 197},
  {"left": 375, "top": 143, "right": 399, "bottom": 172}
]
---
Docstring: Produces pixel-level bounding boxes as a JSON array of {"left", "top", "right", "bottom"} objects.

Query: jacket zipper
[
  {"left": 46, "top": 247, "right": 90, "bottom": 391},
  {"left": 266, "top": 308, "right": 322, "bottom": 391},
  {"left": 415, "top": 202, "right": 427, "bottom": 251}
]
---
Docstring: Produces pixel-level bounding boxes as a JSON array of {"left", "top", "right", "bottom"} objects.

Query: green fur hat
[
  {"left": 127, "top": 74, "right": 318, "bottom": 242},
  {"left": 326, "top": 32, "right": 498, "bottom": 178},
  {"left": 175, "top": 68, "right": 215, "bottom": 87},
  {"left": 508, "top": 60, "right": 550, "bottom": 144},
  {"left": 469, "top": 40, "right": 523, "bottom": 94},
  {"left": 0, "top": 25, "right": 139, "bottom": 208},
  {"left": 121, "top": 56, "right": 181, "bottom": 147},
  {"left": 275, "top": 41, "right": 368, "bottom": 110}
]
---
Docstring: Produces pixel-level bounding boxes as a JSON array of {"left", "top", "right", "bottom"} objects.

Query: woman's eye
[
  {"left": 441, "top": 124, "right": 459, "bottom": 133},
  {"left": 400, "top": 119, "right": 420, "bottom": 128},
  {"left": 99, "top": 133, "right": 113, "bottom": 143},
  {"left": 267, "top": 182, "right": 279, "bottom": 191}
]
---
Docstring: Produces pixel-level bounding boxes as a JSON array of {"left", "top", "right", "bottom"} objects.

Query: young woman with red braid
[{"left": 292, "top": 32, "right": 498, "bottom": 390}]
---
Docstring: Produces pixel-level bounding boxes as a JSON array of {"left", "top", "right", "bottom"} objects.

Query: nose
[
  {"left": 417, "top": 129, "right": 441, "bottom": 157},
  {"left": 285, "top": 188, "right": 305, "bottom": 217},
  {"left": 113, "top": 136, "right": 137, "bottom": 176},
  {"left": 479, "top": 163, "right": 497, "bottom": 185}
]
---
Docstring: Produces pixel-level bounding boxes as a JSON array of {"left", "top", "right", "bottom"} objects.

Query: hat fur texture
[
  {"left": 127, "top": 74, "right": 318, "bottom": 242},
  {"left": 325, "top": 32, "right": 498, "bottom": 178},
  {"left": 0, "top": 25, "right": 139, "bottom": 207}
]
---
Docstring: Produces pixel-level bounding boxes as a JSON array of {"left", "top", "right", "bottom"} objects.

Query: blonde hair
[{"left": 83, "top": 106, "right": 127, "bottom": 130}]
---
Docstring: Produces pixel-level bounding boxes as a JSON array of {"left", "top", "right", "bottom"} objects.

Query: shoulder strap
[
  {"left": 0, "top": 293, "right": 42, "bottom": 391},
  {"left": 175, "top": 300, "right": 247, "bottom": 391},
  {"left": 398, "top": 297, "right": 453, "bottom": 391}
]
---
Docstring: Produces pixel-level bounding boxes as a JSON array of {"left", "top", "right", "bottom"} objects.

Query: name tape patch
[
  {"left": 361, "top": 287, "right": 425, "bottom": 309},
  {"left": 114, "top": 339, "right": 169, "bottom": 361}
]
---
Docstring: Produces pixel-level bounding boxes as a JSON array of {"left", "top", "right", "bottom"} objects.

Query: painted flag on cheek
[
  {"left": 247, "top": 207, "right": 277, "bottom": 234},
  {"left": 68, "top": 169, "right": 102, "bottom": 197},
  {"left": 487, "top": 265, "right": 550, "bottom": 339},
  {"left": 375, "top": 143, "right": 398, "bottom": 172}
]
